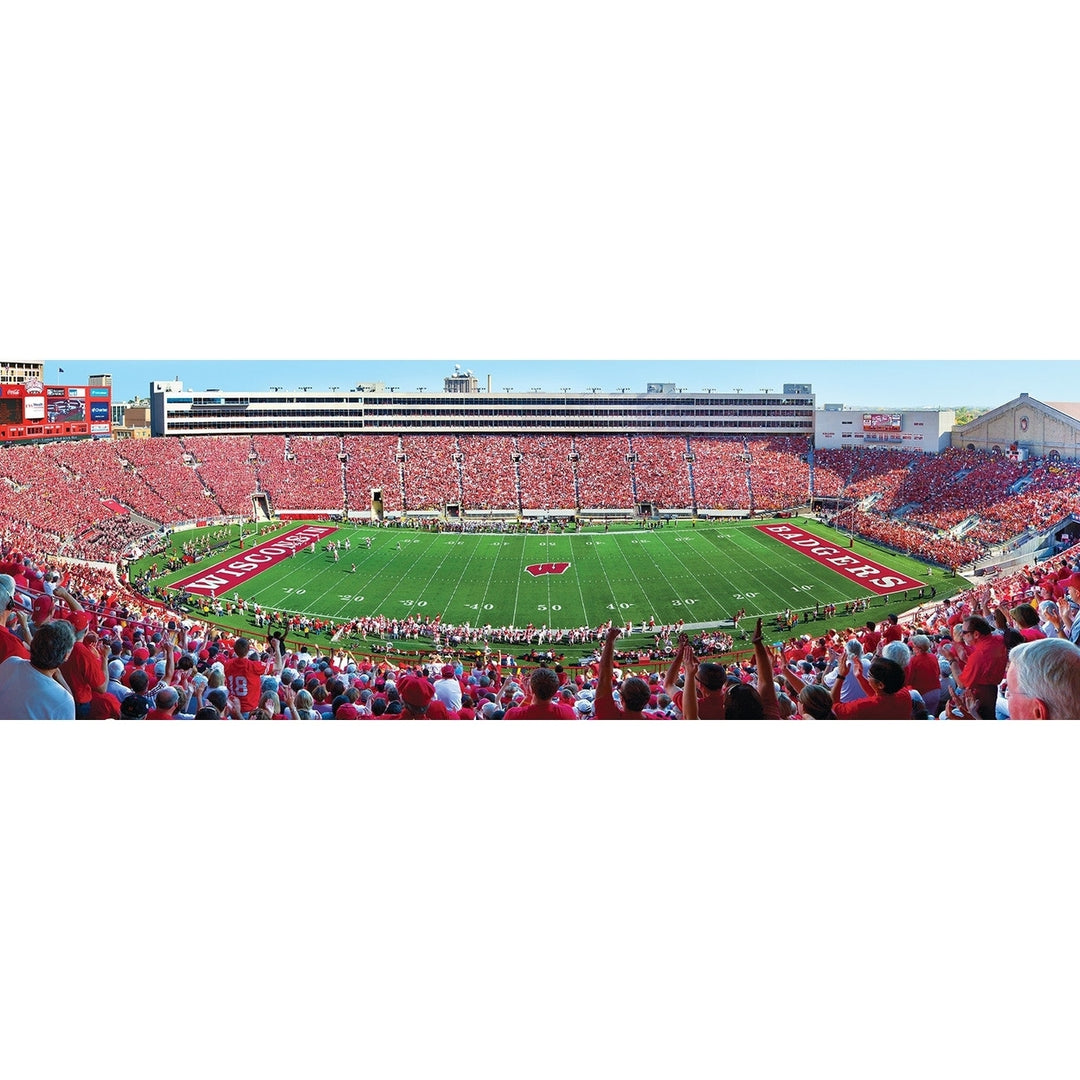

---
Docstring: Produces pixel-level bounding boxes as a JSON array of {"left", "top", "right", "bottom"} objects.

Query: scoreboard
[
  {"left": 862, "top": 412, "right": 902, "bottom": 432},
  {"left": 0, "top": 380, "right": 111, "bottom": 442}
]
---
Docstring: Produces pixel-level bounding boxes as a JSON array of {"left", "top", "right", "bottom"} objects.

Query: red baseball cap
[
  {"left": 67, "top": 611, "right": 91, "bottom": 632},
  {"left": 398, "top": 675, "right": 435, "bottom": 709},
  {"left": 32, "top": 595, "right": 54, "bottom": 622}
]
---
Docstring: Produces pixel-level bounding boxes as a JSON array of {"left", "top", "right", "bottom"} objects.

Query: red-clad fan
[
  {"left": 59, "top": 612, "right": 109, "bottom": 719},
  {"left": 831, "top": 655, "right": 913, "bottom": 720},
  {"left": 593, "top": 627, "right": 653, "bottom": 719},
  {"left": 503, "top": 667, "right": 576, "bottom": 720},
  {"left": 225, "top": 636, "right": 282, "bottom": 718},
  {"left": 0, "top": 575, "right": 31, "bottom": 663},
  {"left": 396, "top": 673, "right": 458, "bottom": 719},
  {"left": 949, "top": 616, "right": 1008, "bottom": 720}
]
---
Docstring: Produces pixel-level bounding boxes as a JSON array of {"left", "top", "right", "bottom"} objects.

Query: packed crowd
[
  {"left": 516, "top": 436, "right": 578, "bottom": 510},
  {"left": 457, "top": 435, "right": 520, "bottom": 511},
  {"left": 746, "top": 437, "right": 812, "bottom": 510},
  {"left": 687, "top": 438, "right": 752, "bottom": 509},
  {"left": 255, "top": 435, "right": 345, "bottom": 511},
  {"left": 629, "top": 435, "right": 694, "bottom": 507},
  {"left": 2, "top": 435, "right": 1080, "bottom": 573},
  {"left": 574, "top": 437, "right": 636, "bottom": 508},
  {"left": 754, "top": 550, "right": 1080, "bottom": 719},
  {"left": 828, "top": 509, "right": 985, "bottom": 567},
  {"left": 188, "top": 435, "right": 262, "bottom": 516},
  {"left": 340, "top": 435, "right": 405, "bottom": 512},
  {"left": 4, "top": 522, "right": 1080, "bottom": 716}
]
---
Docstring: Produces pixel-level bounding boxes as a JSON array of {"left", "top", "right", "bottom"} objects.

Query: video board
[
  {"left": 0, "top": 381, "right": 111, "bottom": 442},
  {"left": 862, "top": 412, "right": 902, "bottom": 432}
]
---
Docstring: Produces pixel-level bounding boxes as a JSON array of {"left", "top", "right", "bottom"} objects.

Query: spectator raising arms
[
  {"left": 831, "top": 653, "right": 913, "bottom": 720},
  {"left": 594, "top": 626, "right": 654, "bottom": 719}
]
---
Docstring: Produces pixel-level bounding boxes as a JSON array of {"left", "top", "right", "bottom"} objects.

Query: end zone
[
  {"left": 171, "top": 525, "right": 338, "bottom": 595},
  {"left": 755, "top": 524, "right": 924, "bottom": 595}
]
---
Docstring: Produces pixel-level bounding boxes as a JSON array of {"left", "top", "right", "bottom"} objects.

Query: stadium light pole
[{"left": 733, "top": 387, "right": 742, "bottom": 392}]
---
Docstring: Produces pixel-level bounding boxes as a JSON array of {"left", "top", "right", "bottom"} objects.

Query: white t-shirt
[
  {"left": 433, "top": 676, "right": 462, "bottom": 711},
  {"left": 0, "top": 656, "right": 76, "bottom": 719}
]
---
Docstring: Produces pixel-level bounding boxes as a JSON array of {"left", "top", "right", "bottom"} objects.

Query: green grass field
[{"left": 138, "top": 519, "right": 960, "bottom": 648}]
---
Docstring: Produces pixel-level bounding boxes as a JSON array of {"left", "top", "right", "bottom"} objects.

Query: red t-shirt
[
  {"left": 503, "top": 699, "right": 576, "bottom": 720},
  {"left": 834, "top": 689, "right": 914, "bottom": 719},
  {"left": 60, "top": 641, "right": 104, "bottom": 706},
  {"left": 672, "top": 687, "right": 727, "bottom": 719},
  {"left": 593, "top": 686, "right": 644, "bottom": 719},
  {"left": 958, "top": 634, "right": 1008, "bottom": 689},
  {"left": 0, "top": 625, "right": 30, "bottom": 664},
  {"left": 87, "top": 691, "right": 122, "bottom": 719},
  {"left": 224, "top": 655, "right": 269, "bottom": 713},
  {"left": 906, "top": 651, "right": 942, "bottom": 695},
  {"left": 424, "top": 699, "right": 459, "bottom": 719}
]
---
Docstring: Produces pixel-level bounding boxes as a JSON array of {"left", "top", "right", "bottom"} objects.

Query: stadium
[{"left": 2, "top": 367, "right": 1080, "bottom": 719}]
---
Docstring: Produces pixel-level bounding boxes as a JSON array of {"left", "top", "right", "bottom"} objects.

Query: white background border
[{"left": 2, "top": 3, "right": 1078, "bottom": 1077}]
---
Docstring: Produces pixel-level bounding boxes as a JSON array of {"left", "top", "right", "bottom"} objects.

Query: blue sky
[{"left": 43, "top": 358, "right": 1080, "bottom": 412}]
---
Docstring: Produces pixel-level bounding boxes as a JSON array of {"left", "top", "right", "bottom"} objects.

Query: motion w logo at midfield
[{"left": 524, "top": 562, "right": 571, "bottom": 577}]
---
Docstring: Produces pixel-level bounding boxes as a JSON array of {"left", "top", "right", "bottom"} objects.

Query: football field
[{"left": 156, "top": 519, "right": 941, "bottom": 632}]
